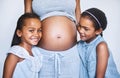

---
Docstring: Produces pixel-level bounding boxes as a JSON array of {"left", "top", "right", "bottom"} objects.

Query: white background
[{"left": 0, "top": 0, "right": 120, "bottom": 77}]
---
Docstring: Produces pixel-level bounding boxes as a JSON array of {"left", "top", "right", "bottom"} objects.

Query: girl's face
[
  {"left": 17, "top": 18, "right": 42, "bottom": 46},
  {"left": 77, "top": 17, "right": 101, "bottom": 43}
]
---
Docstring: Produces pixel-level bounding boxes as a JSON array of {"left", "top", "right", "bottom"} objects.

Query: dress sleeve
[{"left": 8, "top": 45, "right": 29, "bottom": 58}]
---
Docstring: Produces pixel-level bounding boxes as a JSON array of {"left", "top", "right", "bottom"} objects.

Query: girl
[
  {"left": 3, "top": 13, "right": 42, "bottom": 78},
  {"left": 77, "top": 8, "right": 120, "bottom": 78}
]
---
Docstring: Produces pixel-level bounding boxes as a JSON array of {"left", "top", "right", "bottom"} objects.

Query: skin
[
  {"left": 24, "top": 0, "right": 81, "bottom": 51},
  {"left": 78, "top": 17, "right": 109, "bottom": 78},
  {"left": 75, "top": 0, "right": 81, "bottom": 23},
  {"left": 38, "top": 16, "right": 77, "bottom": 50},
  {"left": 3, "top": 18, "right": 42, "bottom": 78},
  {"left": 24, "top": 0, "right": 32, "bottom": 13}
]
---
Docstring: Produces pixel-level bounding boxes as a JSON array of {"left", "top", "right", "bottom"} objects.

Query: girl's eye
[
  {"left": 38, "top": 29, "right": 42, "bottom": 32},
  {"left": 84, "top": 28, "right": 89, "bottom": 31},
  {"left": 29, "top": 30, "right": 34, "bottom": 32}
]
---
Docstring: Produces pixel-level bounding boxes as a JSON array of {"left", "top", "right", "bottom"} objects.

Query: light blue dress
[
  {"left": 32, "top": 45, "right": 80, "bottom": 78},
  {"left": 7, "top": 45, "right": 42, "bottom": 78},
  {"left": 32, "top": 0, "right": 76, "bottom": 22},
  {"left": 77, "top": 35, "right": 120, "bottom": 78}
]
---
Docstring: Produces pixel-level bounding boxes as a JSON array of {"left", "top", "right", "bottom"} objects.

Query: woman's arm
[
  {"left": 96, "top": 42, "right": 109, "bottom": 78},
  {"left": 3, "top": 53, "right": 19, "bottom": 78},
  {"left": 24, "top": 0, "right": 32, "bottom": 13},
  {"left": 75, "top": 0, "right": 81, "bottom": 24}
]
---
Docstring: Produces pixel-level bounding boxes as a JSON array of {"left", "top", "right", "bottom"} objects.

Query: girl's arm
[
  {"left": 3, "top": 53, "right": 19, "bottom": 78},
  {"left": 75, "top": 0, "right": 81, "bottom": 24},
  {"left": 24, "top": 0, "right": 32, "bottom": 13},
  {"left": 96, "top": 42, "right": 109, "bottom": 78}
]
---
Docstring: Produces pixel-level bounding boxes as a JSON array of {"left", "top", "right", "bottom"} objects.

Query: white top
[
  {"left": 32, "top": 0, "right": 76, "bottom": 22},
  {"left": 7, "top": 45, "right": 42, "bottom": 78}
]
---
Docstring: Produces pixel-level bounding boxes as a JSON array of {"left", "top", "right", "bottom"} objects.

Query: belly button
[
  {"left": 57, "top": 36, "right": 61, "bottom": 38},
  {"left": 57, "top": 34, "right": 62, "bottom": 39}
]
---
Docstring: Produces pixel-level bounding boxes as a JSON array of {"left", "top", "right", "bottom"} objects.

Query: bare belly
[{"left": 38, "top": 16, "right": 77, "bottom": 51}]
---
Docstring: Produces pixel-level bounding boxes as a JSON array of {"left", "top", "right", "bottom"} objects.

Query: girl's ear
[
  {"left": 95, "top": 28, "right": 103, "bottom": 35},
  {"left": 16, "top": 29, "right": 22, "bottom": 37}
]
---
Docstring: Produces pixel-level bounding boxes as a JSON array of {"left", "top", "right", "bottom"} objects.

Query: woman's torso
[{"left": 32, "top": 0, "right": 77, "bottom": 51}]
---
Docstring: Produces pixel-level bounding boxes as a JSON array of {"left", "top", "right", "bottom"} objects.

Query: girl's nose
[
  {"left": 79, "top": 28, "right": 84, "bottom": 34},
  {"left": 34, "top": 31, "right": 39, "bottom": 36},
  {"left": 77, "top": 26, "right": 82, "bottom": 33}
]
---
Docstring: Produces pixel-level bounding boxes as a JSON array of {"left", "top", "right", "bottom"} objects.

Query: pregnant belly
[{"left": 38, "top": 16, "right": 77, "bottom": 51}]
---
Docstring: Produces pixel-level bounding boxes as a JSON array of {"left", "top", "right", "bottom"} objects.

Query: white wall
[
  {"left": 0, "top": 0, "right": 24, "bottom": 77},
  {"left": 0, "top": 0, "right": 120, "bottom": 77}
]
